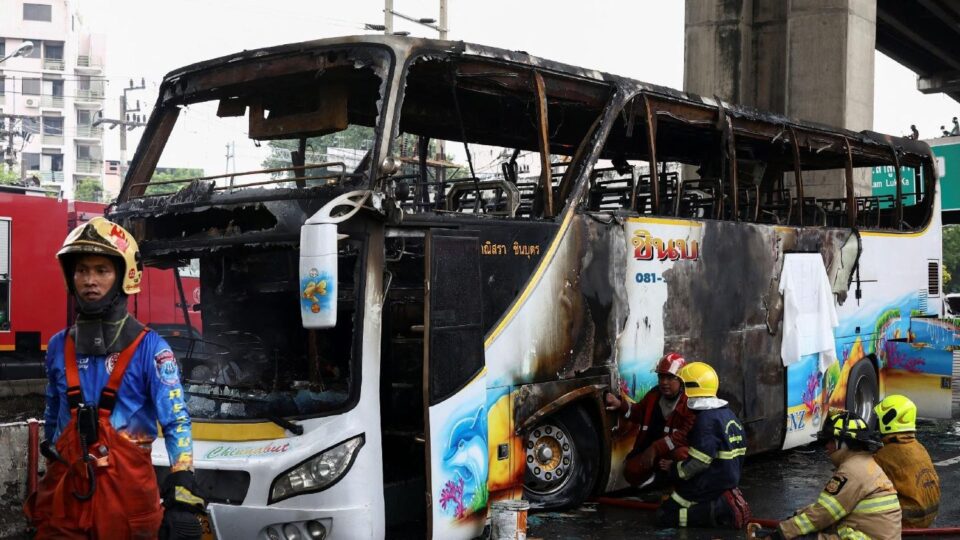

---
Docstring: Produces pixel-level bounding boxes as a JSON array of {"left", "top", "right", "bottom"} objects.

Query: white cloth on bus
[{"left": 778, "top": 253, "right": 839, "bottom": 371}]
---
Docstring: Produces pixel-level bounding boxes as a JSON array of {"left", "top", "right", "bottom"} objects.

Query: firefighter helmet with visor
[
  {"left": 654, "top": 352, "right": 686, "bottom": 377},
  {"left": 57, "top": 217, "right": 142, "bottom": 295},
  {"left": 678, "top": 362, "right": 719, "bottom": 398},
  {"left": 874, "top": 394, "right": 917, "bottom": 434},
  {"left": 817, "top": 410, "right": 881, "bottom": 450}
]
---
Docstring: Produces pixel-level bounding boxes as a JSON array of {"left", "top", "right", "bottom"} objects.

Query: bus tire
[
  {"left": 523, "top": 405, "right": 599, "bottom": 509},
  {"left": 845, "top": 359, "right": 878, "bottom": 426}
]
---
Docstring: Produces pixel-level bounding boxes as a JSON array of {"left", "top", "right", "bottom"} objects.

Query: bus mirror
[
  {"left": 300, "top": 222, "right": 339, "bottom": 328},
  {"left": 299, "top": 190, "right": 372, "bottom": 329}
]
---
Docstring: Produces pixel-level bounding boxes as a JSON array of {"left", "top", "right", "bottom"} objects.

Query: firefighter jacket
[
  {"left": 874, "top": 433, "right": 940, "bottom": 528},
  {"left": 671, "top": 404, "right": 746, "bottom": 503},
  {"left": 625, "top": 388, "right": 696, "bottom": 458},
  {"left": 778, "top": 449, "right": 901, "bottom": 540},
  {"left": 44, "top": 329, "right": 194, "bottom": 472}
]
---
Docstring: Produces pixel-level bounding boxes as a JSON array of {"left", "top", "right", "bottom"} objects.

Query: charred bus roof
[
  {"left": 111, "top": 35, "right": 935, "bottom": 259},
  {"left": 118, "top": 35, "right": 933, "bottom": 202}
]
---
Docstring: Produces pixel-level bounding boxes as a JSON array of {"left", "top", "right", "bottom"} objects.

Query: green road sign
[{"left": 932, "top": 138, "right": 960, "bottom": 212}]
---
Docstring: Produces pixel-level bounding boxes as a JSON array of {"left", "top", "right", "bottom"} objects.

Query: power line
[
  {"left": 0, "top": 68, "right": 110, "bottom": 81},
  {"left": 0, "top": 88, "right": 107, "bottom": 100}
]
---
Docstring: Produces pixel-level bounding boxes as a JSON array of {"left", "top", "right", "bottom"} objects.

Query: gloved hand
[{"left": 160, "top": 471, "right": 206, "bottom": 540}]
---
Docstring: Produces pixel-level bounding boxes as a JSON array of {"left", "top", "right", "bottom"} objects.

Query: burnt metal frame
[{"left": 117, "top": 36, "right": 938, "bottom": 228}]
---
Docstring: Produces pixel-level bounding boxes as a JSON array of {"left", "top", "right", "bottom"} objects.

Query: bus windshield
[
  {"left": 155, "top": 234, "right": 364, "bottom": 421},
  {"left": 126, "top": 45, "right": 390, "bottom": 198}
]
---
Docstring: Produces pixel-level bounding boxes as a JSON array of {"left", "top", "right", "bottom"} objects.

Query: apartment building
[{"left": 0, "top": 0, "right": 105, "bottom": 199}]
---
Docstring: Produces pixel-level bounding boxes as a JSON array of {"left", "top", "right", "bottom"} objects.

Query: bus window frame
[
  {"left": 391, "top": 50, "right": 615, "bottom": 221},
  {"left": 118, "top": 44, "right": 397, "bottom": 202},
  {"left": 592, "top": 87, "right": 935, "bottom": 232}
]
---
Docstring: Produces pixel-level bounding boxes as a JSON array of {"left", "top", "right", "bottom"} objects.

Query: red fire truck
[{"left": 0, "top": 185, "right": 200, "bottom": 379}]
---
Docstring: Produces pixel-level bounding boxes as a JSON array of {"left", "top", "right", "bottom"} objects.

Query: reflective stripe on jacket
[
  {"left": 672, "top": 405, "right": 746, "bottom": 503},
  {"left": 874, "top": 433, "right": 940, "bottom": 528},
  {"left": 779, "top": 451, "right": 902, "bottom": 540}
]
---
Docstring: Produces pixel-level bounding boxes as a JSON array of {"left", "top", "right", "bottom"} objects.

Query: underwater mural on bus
[{"left": 786, "top": 290, "right": 960, "bottom": 440}]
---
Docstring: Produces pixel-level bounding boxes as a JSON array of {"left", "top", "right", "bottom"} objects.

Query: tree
[
  {"left": 145, "top": 168, "right": 205, "bottom": 195},
  {"left": 943, "top": 225, "right": 960, "bottom": 293},
  {"left": 0, "top": 167, "right": 19, "bottom": 185},
  {"left": 260, "top": 125, "right": 375, "bottom": 176},
  {"left": 74, "top": 178, "right": 103, "bottom": 202}
]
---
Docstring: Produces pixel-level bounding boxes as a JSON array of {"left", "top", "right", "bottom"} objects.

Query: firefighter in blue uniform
[
  {"left": 656, "top": 361, "right": 751, "bottom": 529},
  {"left": 25, "top": 217, "right": 205, "bottom": 539}
]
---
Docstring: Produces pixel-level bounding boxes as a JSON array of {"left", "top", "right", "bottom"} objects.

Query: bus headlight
[{"left": 269, "top": 434, "right": 365, "bottom": 503}]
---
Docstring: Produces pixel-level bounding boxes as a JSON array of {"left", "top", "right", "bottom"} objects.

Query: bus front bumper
[{"left": 208, "top": 502, "right": 373, "bottom": 540}]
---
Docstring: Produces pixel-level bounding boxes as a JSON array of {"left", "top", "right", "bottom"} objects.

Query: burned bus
[{"left": 108, "top": 36, "right": 954, "bottom": 539}]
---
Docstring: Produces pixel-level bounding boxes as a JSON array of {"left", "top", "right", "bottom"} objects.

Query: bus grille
[{"left": 155, "top": 466, "right": 250, "bottom": 505}]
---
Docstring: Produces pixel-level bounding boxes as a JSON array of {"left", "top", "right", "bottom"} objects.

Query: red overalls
[{"left": 25, "top": 330, "right": 164, "bottom": 539}]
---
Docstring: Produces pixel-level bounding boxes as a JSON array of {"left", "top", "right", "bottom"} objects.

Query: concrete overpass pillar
[{"left": 684, "top": 0, "right": 877, "bottom": 196}]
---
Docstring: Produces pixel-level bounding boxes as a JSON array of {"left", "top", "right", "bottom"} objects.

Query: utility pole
[
  {"left": 96, "top": 78, "right": 147, "bottom": 198},
  {"left": 119, "top": 78, "right": 146, "bottom": 183},
  {"left": 385, "top": 0, "right": 394, "bottom": 35},
  {"left": 439, "top": 0, "right": 447, "bottom": 39},
  {"left": 0, "top": 114, "right": 33, "bottom": 179},
  {"left": 367, "top": 1, "right": 446, "bottom": 37}
]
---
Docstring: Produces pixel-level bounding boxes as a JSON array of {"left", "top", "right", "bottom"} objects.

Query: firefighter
[
  {"left": 604, "top": 352, "right": 696, "bottom": 487},
  {"left": 655, "top": 362, "right": 751, "bottom": 529},
  {"left": 873, "top": 394, "right": 940, "bottom": 527},
  {"left": 24, "top": 217, "right": 205, "bottom": 539},
  {"left": 769, "top": 410, "right": 901, "bottom": 540}
]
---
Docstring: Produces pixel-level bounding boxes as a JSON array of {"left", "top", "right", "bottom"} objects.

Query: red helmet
[{"left": 654, "top": 352, "right": 686, "bottom": 376}]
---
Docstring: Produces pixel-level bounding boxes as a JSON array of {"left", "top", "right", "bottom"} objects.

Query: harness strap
[
  {"left": 63, "top": 337, "right": 83, "bottom": 410},
  {"left": 63, "top": 329, "right": 149, "bottom": 412},
  {"left": 99, "top": 329, "right": 148, "bottom": 412}
]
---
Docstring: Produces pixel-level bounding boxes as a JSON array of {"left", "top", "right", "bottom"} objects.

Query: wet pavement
[{"left": 530, "top": 418, "right": 960, "bottom": 539}]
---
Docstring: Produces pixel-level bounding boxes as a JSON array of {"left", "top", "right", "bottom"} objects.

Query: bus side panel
[
  {"left": 484, "top": 212, "right": 621, "bottom": 496},
  {"left": 621, "top": 218, "right": 791, "bottom": 456},
  {"left": 834, "top": 204, "right": 957, "bottom": 419}
]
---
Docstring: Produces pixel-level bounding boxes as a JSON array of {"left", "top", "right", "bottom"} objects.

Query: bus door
[{"left": 423, "top": 229, "right": 489, "bottom": 539}]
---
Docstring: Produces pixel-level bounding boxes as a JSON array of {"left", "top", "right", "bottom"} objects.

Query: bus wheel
[
  {"left": 845, "top": 359, "right": 878, "bottom": 426},
  {"left": 523, "top": 405, "right": 599, "bottom": 509}
]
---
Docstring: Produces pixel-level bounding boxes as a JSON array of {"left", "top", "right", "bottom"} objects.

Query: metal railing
[
  {"left": 75, "top": 125, "right": 102, "bottom": 138},
  {"left": 38, "top": 170, "right": 64, "bottom": 183},
  {"left": 75, "top": 55, "right": 102, "bottom": 70},
  {"left": 43, "top": 58, "right": 65, "bottom": 71},
  {"left": 40, "top": 95, "right": 64, "bottom": 108},
  {"left": 75, "top": 159, "right": 102, "bottom": 174},
  {"left": 42, "top": 134, "right": 64, "bottom": 145},
  {"left": 129, "top": 162, "right": 356, "bottom": 199},
  {"left": 75, "top": 88, "right": 105, "bottom": 101}
]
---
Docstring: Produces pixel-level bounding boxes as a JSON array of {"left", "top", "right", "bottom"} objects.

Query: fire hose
[{"left": 594, "top": 497, "right": 960, "bottom": 537}]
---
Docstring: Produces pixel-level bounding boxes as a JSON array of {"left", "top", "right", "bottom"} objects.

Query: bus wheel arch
[
  {"left": 845, "top": 355, "right": 879, "bottom": 426},
  {"left": 521, "top": 392, "right": 608, "bottom": 509}
]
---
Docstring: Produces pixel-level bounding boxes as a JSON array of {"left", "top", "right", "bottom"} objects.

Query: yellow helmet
[
  {"left": 874, "top": 394, "right": 917, "bottom": 434},
  {"left": 678, "top": 362, "right": 719, "bottom": 398},
  {"left": 57, "top": 217, "right": 142, "bottom": 295}
]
